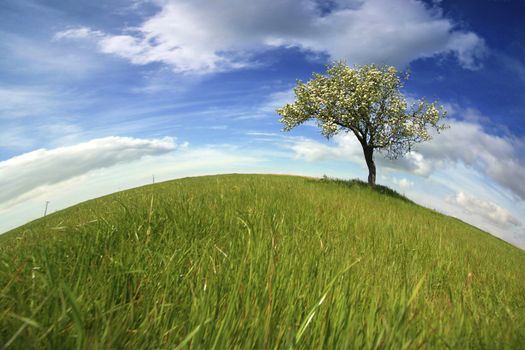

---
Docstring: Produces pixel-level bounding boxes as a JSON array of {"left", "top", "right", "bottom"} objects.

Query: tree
[{"left": 276, "top": 62, "right": 447, "bottom": 186}]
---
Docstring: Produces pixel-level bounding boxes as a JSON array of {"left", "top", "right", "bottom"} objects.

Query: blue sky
[{"left": 1, "top": 0, "right": 524, "bottom": 249}]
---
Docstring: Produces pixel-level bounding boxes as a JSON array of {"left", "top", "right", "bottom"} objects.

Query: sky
[{"left": 1, "top": 0, "right": 524, "bottom": 249}]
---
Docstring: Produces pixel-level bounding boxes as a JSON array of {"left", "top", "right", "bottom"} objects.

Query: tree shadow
[{"left": 314, "top": 175, "right": 414, "bottom": 204}]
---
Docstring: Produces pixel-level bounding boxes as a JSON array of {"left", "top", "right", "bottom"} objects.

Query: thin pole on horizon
[
  {"left": 43, "top": 201, "right": 50, "bottom": 217},
  {"left": 152, "top": 175, "right": 155, "bottom": 184}
]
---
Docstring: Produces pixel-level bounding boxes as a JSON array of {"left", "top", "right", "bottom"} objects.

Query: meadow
[{"left": 1, "top": 174, "right": 524, "bottom": 349}]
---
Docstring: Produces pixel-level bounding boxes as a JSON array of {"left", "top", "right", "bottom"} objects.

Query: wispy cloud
[
  {"left": 53, "top": 27, "right": 104, "bottom": 41},
  {"left": 0, "top": 31, "right": 103, "bottom": 79},
  {"left": 0, "top": 86, "right": 63, "bottom": 119},
  {"left": 259, "top": 89, "right": 296, "bottom": 113}
]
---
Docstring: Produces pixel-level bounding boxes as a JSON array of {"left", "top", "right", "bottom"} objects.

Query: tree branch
[{"left": 334, "top": 120, "right": 366, "bottom": 144}]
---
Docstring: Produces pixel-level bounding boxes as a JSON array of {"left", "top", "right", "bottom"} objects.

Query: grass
[{"left": 1, "top": 174, "right": 524, "bottom": 349}]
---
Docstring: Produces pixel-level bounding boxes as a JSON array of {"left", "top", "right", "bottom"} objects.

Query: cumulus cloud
[
  {"left": 417, "top": 120, "right": 525, "bottom": 200},
  {"left": 392, "top": 177, "right": 414, "bottom": 189},
  {"left": 0, "top": 136, "right": 176, "bottom": 207},
  {"left": 447, "top": 191, "right": 522, "bottom": 228},
  {"left": 56, "top": 0, "right": 485, "bottom": 73},
  {"left": 290, "top": 135, "right": 356, "bottom": 162}
]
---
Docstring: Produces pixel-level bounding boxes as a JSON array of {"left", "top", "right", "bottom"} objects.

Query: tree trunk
[{"left": 363, "top": 146, "right": 376, "bottom": 186}]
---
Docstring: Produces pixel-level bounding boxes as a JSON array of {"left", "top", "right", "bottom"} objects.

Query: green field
[{"left": 1, "top": 174, "right": 524, "bottom": 349}]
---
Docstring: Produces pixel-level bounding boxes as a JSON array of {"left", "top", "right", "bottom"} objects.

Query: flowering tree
[{"left": 277, "top": 62, "right": 447, "bottom": 186}]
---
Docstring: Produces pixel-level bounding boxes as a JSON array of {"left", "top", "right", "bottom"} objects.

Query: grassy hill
[{"left": 1, "top": 174, "right": 524, "bottom": 349}]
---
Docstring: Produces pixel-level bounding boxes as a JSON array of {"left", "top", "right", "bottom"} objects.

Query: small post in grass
[{"left": 43, "top": 201, "right": 50, "bottom": 217}]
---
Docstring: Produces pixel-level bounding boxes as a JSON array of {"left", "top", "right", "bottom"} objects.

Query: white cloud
[
  {"left": 290, "top": 135, "right": 352, "bottom": 161},
  {"left": 446, "top": 32, "right": 486, "bottom": 70},
  {"left": 259, "top": 89, "right": 296, "bottom": 113},
  {"left": 447, "top": 191, "right": 522, "bottom": 228},
  {"left": 0, "top": 136, "right": 176, "bottom": 207},
  {"left": 246, "top": 132, "right": 279, "bottom": 137},
  {"left": 382, "top": 150, "right": 433, "bottom": 176},
  {"left": 416, "top": 119, "right": 525, "bottom": 200},
  {"left": 53, "top": 27, "right": 104, "bottom": 41},
  {"left": 392, "top": 177, "right": 414, "bottom": 189},
  {"left": 57, "top": 0, "right": 485, "bottom": 73}
]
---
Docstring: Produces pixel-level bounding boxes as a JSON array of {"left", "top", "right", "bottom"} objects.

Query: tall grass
[{"left": 1, "top": 174, "right": 524, "bottom": 349}]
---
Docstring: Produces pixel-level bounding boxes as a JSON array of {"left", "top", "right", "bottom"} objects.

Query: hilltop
[{"left": 1, "top": 174, "right": 524, "bottom": 348}]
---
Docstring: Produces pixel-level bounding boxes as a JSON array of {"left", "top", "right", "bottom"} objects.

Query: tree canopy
[{"left": 277, "top": 62, "right": 447, "bottom": 185}]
